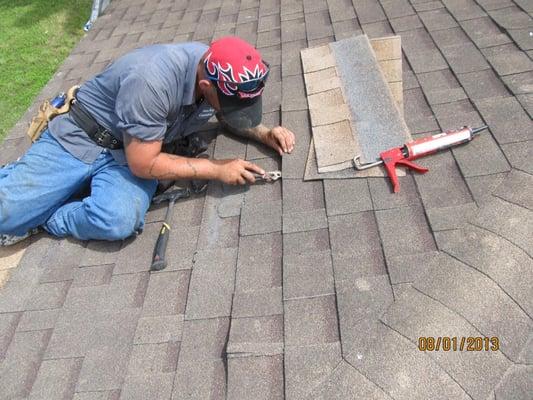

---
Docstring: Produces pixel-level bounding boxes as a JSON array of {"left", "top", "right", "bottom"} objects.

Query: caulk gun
[{"left": 353, "top": 126, "right": 488, "bottom": 193}]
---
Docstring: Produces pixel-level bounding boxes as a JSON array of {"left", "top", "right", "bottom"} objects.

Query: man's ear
[{"left": 198, "top": 79, "right": 213, "bottom": 93}]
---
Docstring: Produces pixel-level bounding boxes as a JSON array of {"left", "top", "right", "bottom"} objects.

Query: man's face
[{"left": 200, "top": 81, "right": 221, "bottom": 112}]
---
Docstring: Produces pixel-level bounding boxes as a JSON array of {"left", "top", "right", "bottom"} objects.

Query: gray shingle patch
[
  {"left": 113, "top": 223, "right": 160, "bottom": 274},
  {"left": 283, "top": 208, "right": 328, "bottom": 233},
  {"left": 380, "top": 0, "right": 415, "bottom": 19},
  {"left": 80, "top": 240, "right": 121, "bottom": 267},
  {"left": 412, "top": 0, "right": 444, "bottom": 11},
  {"left": 284, "top": 342, "right": 342, "bottom": 399},
  {"left": 375, "top": 205, "right": 436, "bottom": 259},
  {"left": 179, "top": 317, "right": 229, "bottom": 361},
  {"left": 45, "top": 308, "right": 140, "bottom": 359},
  {"left": 236, "top": 232, "right": 282, "bottom": 290},
  {"left": 508, "top": 28, "right": 533, "bottom": 51},
  {"left": 281, "top": 39, "right": 307, "bottom": 77},
  {"left": 389, "top": 14, "right": 423, "bottom": 32},
  {"left": 282, "top": 74, "right": 308, "bottom": 111},
  {"left": 456, "top": 69, "right": 510, "bottom": 100},
  {"left": 305, "top": 11, "right": 334, "bottom": 40},
  {"left": 472, "top": 197, "right": 533, "bottom": 256},
  {"left": 281, "top": 17, "right": 306, "bottom": 43},
  {"left": 414, "top": 253, "right": 533, "bottom": 362},
  {"left": 281, "top": 110, "right": 312, "bottom": 179},
  {"left": 75, "top": 344, "right": 131, "bottom": 391},
  {"left": 361, "top": 21, "right": 394, "bottom": 38},
  {"left": 464, "top": 173, "right": 508, "bottom": 204},
  {"left": 308, "top": 360, "right": 390, "bottom": 399},
  {"left": 426, "top": 202, "right": 478, "bottom": 231},
  {"left": 227, "top": 355, "right": 284, "bottom": 400},
  {"left": 17, "top": 309, "right": 59, "bottom": 332},
  {"left": 344, "top": 320, "right": 470, "bottom": 400},
  {"left": 488, "top": 6, "right": 533, "bottom": 30},
  {"left": 475, "top": 96, "right": 533, "bottom": 144},
  {"left": 419, "top": 8, "right": 458, "bottom": 31},
  {"left": 133, "top": 315, "right": 183, "bottom": 344},
  {"left": 283, "top": 228, "right": 331, "bottom": 256},
  {"left": 73, "top": 264, "right": 114, "bottom": 287},
  {"left": 227, "top": 315, "right": 284, "bottom": 356},
  {"left": 283, "top": 179, "right": 325, "bottom": 213},
  {"left": 440, "top": 43, "right": 491, "bottom": 74},
  {"left": 0, "top": 330, "right": 51, "bottom": 399},
  {"left": 142, "top": 271, "right": 190, "bottom": 316},
  {"left": 284, "top": 295, "right": 339, "bottom": 346},
  {"left": 240, "top": 199, "right": 282, "bottom": 236},
  {"left": 120, "top": 373, "right": 175, "bottom": 400},
  {"left": 323, "top": 179, "right": 372, "bottom": 215},
  {"left": 283, "top": 250, "right": 334, "bottom": 299},
  {"left": 172, "top": 359, "right": 226, "bottom": 400},
  {"left": 441, "top": 0, "right": 486, "bottom": 21},
  {"left": 352, "top": 0, "right": 386, "bottom": 24},
  {"left": 414, "top": 151, "right": 472, "bottom": 208},
  {"left": 492, "top": 169, "right": 533, "bottom": 210},
  {"left": 517, "top": 93, "right": 533, "bottom": 119},
  {"left": 484, "top": 48, "right": 533, "bottom": 76},
  {"left": 185, "top": 248, "right": 237, "bottom": 320},
  {"left": 435, "top": 226, "right": 533, "bottom": 317},
  {"left": 232, "top": 287, "right": 283, "bottom": 318},
  {"left": 126, "top": 342, "right": 178, "bottom": 375},
  {"left": 502, "top": 71, "right": 533, "bottom": 94},
  {"left": 382, "top": 287, "right": 511, "bottom": 400},
  {"left": 430, "top": 27, "right": 472, "bottom": 49},
  {"left": 451, "top": 129, "right": 510, "bottom": 177},
  {"left": 460, "top": 17, "right": 512, "bottom": 48},
  {"left": 197, "top": 204, "right": 239, "bottom": 250},
  {"left": 495, "top": 365, "right": 533, "bottom": 400},
  {"left": 24, "top": 280, "right": 70, "bottom": 311},
  {"left": 386, "top": 251, "right": 440, "bottom": 284},
  {"left": 29, "top": 358, "right": 83, "bottom": 400},
  {"left": 368, "top": 175, "right": 421, "bottom": 210},
  {"left": 417, "top": 69, "right": 468, "bottom": 105},
  {"left": 328, "top": 212, "right": 386, "bottom": 280},
  {"left": 336, "top": 275, "right": 393, "bottom": 345},
  {"left": 328, "top": 0, "right": 357, "bottom": 23},
  {"left": 501, "top": 140, "right": 533, "bottom": 174}
]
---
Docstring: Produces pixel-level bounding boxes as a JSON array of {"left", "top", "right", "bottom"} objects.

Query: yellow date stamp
[{"left": 418, "top": 336, "right": 500, "bottom": 352}]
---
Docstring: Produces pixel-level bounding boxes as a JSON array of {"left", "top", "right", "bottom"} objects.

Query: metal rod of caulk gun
[{"left": 471, "top": 125, "right": 488, "bottom": 136}]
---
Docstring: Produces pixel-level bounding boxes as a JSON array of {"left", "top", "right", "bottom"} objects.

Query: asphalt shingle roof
[{"left": 0, "top": 0, "right": 532, "bottom": 398}]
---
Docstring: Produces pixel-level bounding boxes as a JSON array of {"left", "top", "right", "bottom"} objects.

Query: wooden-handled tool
[{"left": 150, "top": 188, "right": 190, "bottom": 271}]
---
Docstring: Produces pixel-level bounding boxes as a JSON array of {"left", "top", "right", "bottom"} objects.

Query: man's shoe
[{"left": 0, "top": 228, "right": 41, "bottom": 247}]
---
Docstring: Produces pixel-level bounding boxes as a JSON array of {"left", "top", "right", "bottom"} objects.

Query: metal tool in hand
[
  {"left": 150, "top": 188, "right": 190, "bottom": 271},
  {"left": 253, "top": 170, "right": 282, "bottom": 183},
  {"left": 353, "top": 126, "right": 487, "bottom": 193}
]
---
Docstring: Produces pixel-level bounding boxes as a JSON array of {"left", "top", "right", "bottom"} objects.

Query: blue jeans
[{"left": 0, "top": 130, "right": 157, "bottom": 240}]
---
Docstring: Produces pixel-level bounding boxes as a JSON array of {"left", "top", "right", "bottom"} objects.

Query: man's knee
[{"left": 85, "top": 202, "right": 143, "bottom": 241}]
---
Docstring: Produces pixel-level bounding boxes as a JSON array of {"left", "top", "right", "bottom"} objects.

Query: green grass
[{"left": 0, "top": 0, "right": 91, "bottom": 142}]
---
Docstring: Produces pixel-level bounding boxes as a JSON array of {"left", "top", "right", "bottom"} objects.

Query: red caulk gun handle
[{"left": 380, "top": 147, "right": 429, "bottom": 193}]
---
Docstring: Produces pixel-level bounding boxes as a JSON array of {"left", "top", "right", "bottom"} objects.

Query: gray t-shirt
[{"left": 49, "top": 42, "right": 215, "bottom": 164}]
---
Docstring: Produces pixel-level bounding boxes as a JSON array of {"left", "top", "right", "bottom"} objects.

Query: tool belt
[
  {"left": 27, "top": 85, "right": 79, "bottom": 142},
  {"left": 69, "top": 100, "right": 123, "bottom": 150}
]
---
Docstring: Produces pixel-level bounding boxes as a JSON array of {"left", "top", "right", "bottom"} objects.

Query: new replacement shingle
[{"left": 301, "top": 35, "right": 409, "bottom": 179}]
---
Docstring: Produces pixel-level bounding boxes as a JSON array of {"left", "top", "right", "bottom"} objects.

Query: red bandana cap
[{"left": 204, "top": 36, "right": 269, "bottom": 128}]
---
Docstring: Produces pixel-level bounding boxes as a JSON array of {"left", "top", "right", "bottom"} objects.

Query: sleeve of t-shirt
[{"left": 115, "top": 73, "right": 168, "bottom": 141}]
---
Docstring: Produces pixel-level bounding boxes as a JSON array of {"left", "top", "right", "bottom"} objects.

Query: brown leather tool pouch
[{"left": 27, "top": 85, "right": 79, "bottom": 142}]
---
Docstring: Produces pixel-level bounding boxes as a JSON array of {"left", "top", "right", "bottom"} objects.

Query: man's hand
[
  {"left": 262, "top": 126, "right": 296, "bottom": 155},
  {"left": 213, "top": 159, "right": 265, "bottom": 185}
]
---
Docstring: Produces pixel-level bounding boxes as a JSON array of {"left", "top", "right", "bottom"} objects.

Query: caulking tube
[{"left": 407, "top": 127, "right": 473, "bottom": 158}]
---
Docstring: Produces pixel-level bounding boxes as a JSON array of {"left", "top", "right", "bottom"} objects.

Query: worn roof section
[{"left": 0, "top": 0, "right": 532, "bottom": 399}]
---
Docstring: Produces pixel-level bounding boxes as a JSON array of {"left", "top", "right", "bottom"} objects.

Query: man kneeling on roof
[{"left": 0, "top": 36, "right": 295, "bottom": 246}]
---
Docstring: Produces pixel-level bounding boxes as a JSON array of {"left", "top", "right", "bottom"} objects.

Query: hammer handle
[{"left": 151, "top": 222, "right": 170, "bottom": 271}]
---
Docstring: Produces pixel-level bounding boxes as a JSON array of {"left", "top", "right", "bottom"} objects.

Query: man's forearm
[{"left": 144, "top": 153, "right": 219, "bottom": 181}]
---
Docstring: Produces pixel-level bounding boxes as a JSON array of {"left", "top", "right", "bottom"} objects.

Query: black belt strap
[{"left": 70, "top": 101, "right": 123, "bottom": 150}]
